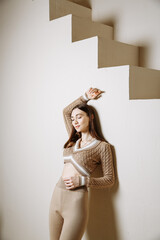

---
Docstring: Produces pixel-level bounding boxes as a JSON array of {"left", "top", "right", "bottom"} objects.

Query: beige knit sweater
[{"left": 63, "top": 95, "right": 115, "bottom": 189}]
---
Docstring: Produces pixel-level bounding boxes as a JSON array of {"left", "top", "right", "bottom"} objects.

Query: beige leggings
[{"left": 49, "top": 177, "right": 89, "bottom": 240}]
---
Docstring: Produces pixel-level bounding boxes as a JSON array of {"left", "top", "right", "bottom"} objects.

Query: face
[{"left": 71, "top": 108, "right": 90, "bottom": 133}]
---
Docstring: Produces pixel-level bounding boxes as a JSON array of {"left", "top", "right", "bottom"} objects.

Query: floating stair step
[
  {"left": 129, "top": 66, "right": 160, "bottom": 99},
  {"left": 49, "top": 11, "right": 160, "bottom": 100},
  {"left": 72, "top": 15, "right": 113, "bottom": 42},
  {"left": 98, "top": 37, "right": 139, "bottom": 68},
  {"left": 49, "top": 0, "right": 92, "bottom": 21},
  {"left": 66, "top": 0, "right": 91, "bottom": 9}
]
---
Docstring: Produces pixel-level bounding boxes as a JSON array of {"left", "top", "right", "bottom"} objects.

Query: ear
[{"left": 91, "top": 114, "right": 94, "bottom": 119}]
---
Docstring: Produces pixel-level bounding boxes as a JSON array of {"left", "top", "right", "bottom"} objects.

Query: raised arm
[
  {"left": 63, "top": 94, "right": 89, "bottom": 136},
  {"left": 63, "top": 88, "right": 102, "bottom": 136}
]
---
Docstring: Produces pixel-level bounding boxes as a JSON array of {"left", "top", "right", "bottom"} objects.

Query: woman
[{"left": 49, "top": 87, "right": 115, "bottom": 240}]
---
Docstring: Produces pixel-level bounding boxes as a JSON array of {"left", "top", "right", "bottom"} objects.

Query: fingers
[
  {"left": 63, "top": 176, "right": 80, "bottom": 189},
  {"left": 63, "top": 177, "right": 75, "bottom": 189},
  {"left": 88, "top": 87, "right": 103, "bottom": 94},
  {"left": 87, "top": 87, "right": 103, "bottom": 99}
]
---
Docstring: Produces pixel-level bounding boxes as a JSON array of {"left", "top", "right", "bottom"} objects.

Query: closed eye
[{"left": 71, "top": 114, "right": 82, "bottom": 121}]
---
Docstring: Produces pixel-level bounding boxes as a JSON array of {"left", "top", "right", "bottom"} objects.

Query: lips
[{"left": 75, "top": 125, "right": 80, "bottom": 129}]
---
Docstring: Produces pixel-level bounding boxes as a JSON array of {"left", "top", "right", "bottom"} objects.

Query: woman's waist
[
  {"left": 56, "top": 176, "right": 88, "bottom": 192},
  {"left": 63, "top": 156, "right": 90, "bottom": 177},
  {"left": 62, "top": 162, "right": 83, "bottom": 178}
]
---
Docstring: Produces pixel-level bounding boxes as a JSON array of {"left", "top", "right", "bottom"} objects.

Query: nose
[{"left": 74, "top": 119, "right": 79, "bottom": 125}]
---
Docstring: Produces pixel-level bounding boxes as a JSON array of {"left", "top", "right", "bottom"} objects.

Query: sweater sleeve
[
  {"left": 63, "top": 94, "right": 89, "bottom": 136},
  {"left": 86, "top": 142, "right": 115, "bottom": 189}
]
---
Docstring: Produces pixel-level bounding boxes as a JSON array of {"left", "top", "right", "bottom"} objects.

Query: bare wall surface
[{"left": 0, "top": 1, "right": 160, "bottom": 240}]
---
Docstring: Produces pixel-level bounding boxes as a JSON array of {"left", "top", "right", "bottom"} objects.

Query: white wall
[{"left": 0, "top": 0, "right": 160, "bottom": 240}]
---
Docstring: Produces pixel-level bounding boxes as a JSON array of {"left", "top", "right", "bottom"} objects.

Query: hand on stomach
[{"left": 62, "top": 162, "right": 82, "bottom": 190}]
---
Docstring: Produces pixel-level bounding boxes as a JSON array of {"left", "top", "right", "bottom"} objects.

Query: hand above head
[{"left": 85, "top": 87, "right": 104, "bottom": 100}]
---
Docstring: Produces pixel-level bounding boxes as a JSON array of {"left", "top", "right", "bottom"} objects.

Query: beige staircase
[
  {"left": 49, "top": 0, "right": 160, "bottom": 99},
  {"left": 49, "top": 0, "right": 91, "bottom": 20},
  {"left": 129, "top": 66, "right": 160, "bottom": 99},
  {"left": 72, "top": 16, "right": 113, "bottom": 42},
  {"left": 98, "top": 38, "right": 139, "bottom": 68}
]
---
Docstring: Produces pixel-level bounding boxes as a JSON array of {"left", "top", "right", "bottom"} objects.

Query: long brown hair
[{"left": 64, "top": 103, "right": 106, "bottom": 148}]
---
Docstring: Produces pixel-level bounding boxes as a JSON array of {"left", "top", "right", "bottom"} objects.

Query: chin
[{"left": 76, "top": 129, "right": 81, "bottom": 132}]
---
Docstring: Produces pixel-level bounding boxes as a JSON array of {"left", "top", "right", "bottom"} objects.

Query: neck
[{"left": 81, "top": 132, "right": 93, "bottom": 142}]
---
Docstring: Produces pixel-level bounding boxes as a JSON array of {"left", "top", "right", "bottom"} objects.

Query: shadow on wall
[
  {"left": 139, "top": 45, "right": 150, "bottom": 68},
  {"left": 0, "top": 214, "right": 2, "bottom": 240},
  {"left": 85, "top": 106, "right": 120, "bottom": 240},
  {"left": 86, "top": 146, "right": 119, "bottom": 240}
]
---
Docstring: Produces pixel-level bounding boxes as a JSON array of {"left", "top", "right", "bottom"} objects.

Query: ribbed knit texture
[{"left": 63, "top": 96, "right": 115, "bottom": 189}]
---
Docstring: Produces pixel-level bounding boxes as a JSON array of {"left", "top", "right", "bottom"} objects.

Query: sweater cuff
[
  {"left": 79, "top": 176, "right": 90, "bottom": 187},
  {"left": 82, "top": 93, "right": 89, "bottom": 101}
]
